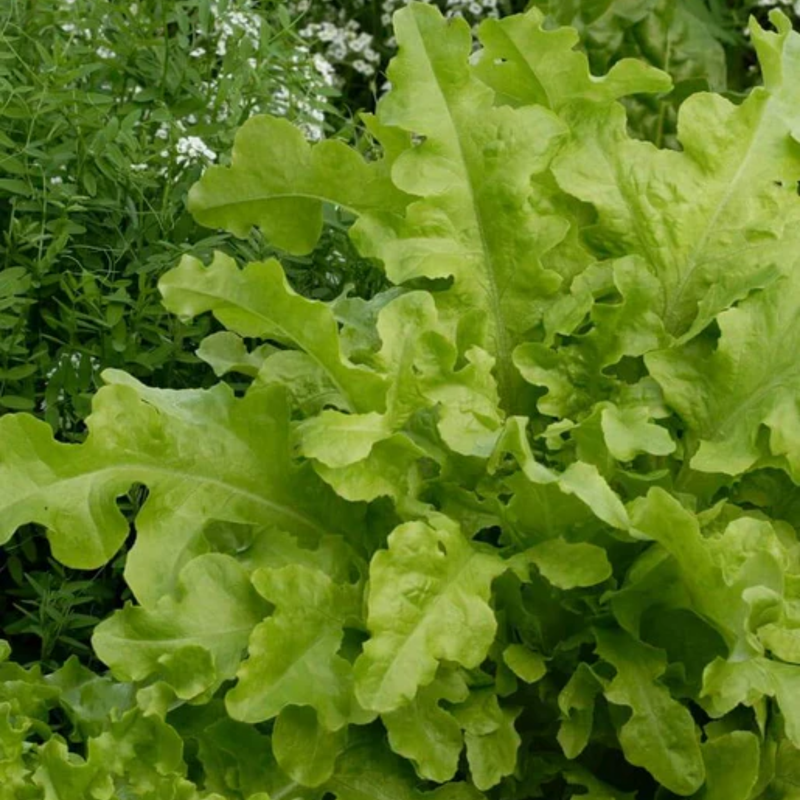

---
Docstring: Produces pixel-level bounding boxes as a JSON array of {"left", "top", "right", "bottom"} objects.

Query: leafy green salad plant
[{"left": 3, "top": 3, "right": 800, "bottom": 797}]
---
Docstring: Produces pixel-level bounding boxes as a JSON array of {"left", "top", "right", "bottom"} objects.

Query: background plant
[{"left": 0, "top": 0, "right": 366, "bottom": 436}]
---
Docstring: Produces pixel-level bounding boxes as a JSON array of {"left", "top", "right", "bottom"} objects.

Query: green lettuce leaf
[
  {"left": 93, "top": 554, "right": 268, "bottom": 700},
  {"left": 552, "top": 13, "right": 800, "bottom": 340},
  {"left": 594, "top": 626, "right": 705, "bottom": 794},
  {"left": 355, "top": 517, "right": 506, "bottom": 712},
  {"left": 186, "top": 114, "right": 409, "bottom": 254},
  {"left": 226, "top": 564, "right": 369, "bottom": 730},
  {"left": 648, "top": 271, "right": 800, "bottom": 478}
]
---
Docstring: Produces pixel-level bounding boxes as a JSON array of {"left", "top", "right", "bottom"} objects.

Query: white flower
[
  {"left": 350, "top": 32, "right": 372, "bottom": 53},
  {"left": 190, "top": 47, "right": 205, "bottom": 58},
  {"left": 468, "top": 1, "right": 483, "bottom": 13},
  {"left": 352, "top": 59, "right": 374, "bottom": 76},
  {"left": 130, "top": 163, "right": 148, "bottom": 172},
  {"left": 175, "top": 135, "right": 216, "bottom": 166},
  {"left": 50, "top": 175, "right": 63, "bottom": 185},
  {"left": 318, "top": 22, "right": 339, "bottom": 42},
  {"left": 96, "top": 46, "right": 115, "bottom": 59},
  {"left": 300, "top": 122, "right": 324, "bottom": 141},
  {"left": 313, "top": 53, "right": 337, "bottom": 85}
]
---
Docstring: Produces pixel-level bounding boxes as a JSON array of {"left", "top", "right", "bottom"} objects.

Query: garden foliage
[
  {"left": 0, "top": 0, "right": 347, "bottom": 434},
  {"left": 3, "top": 2, "right": 800, "bottom": 797},
  {"left": 0, "top": 0, "right": 381, "bottom": 668}
]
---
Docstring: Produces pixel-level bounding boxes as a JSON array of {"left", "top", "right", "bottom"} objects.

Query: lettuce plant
[{"left": 3, "top": 3, "right": 800, "bottom": 797}]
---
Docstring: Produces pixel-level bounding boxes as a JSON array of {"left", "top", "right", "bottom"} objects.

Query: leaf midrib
[
  {"left": 367, "top": 542, "right": 496, "bottom": 710},
  {"left": 169, "top": 277, "right": 371, "bottom": 414},
  {"left": 663, "top": 93, "right": 770, "bottom": 335},
  {"left": 7, "top": 461, "right": 331, "bottom": 540},
  {"left": 408, "top": 15, "right": 514, "bottom": 410}
]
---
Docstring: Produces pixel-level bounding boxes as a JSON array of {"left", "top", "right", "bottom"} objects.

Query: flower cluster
[
  {"left": 381, "top": 0, "right": 499, "bottom": 22},
  {"left": 297, "top": 17, "right": 381, "bottom": 77},
  {"left": 175, "top": 135, "right": 217, "bottom": 167},
  {"left": 754, "top": 0, "right": 800, "bottom": 13},
  {"left": 288, "top": 0, "right": 502, "bottom": 86}
]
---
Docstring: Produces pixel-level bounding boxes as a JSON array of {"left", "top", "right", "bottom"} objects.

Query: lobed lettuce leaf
[{"left": 3, "top": 3, "right": 800, "bottom": 798}]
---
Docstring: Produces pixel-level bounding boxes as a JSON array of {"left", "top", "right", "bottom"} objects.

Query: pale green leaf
[
  {"left": 558, "top": 663, "right": 605, "bottom": 759},
  {"left": 256, "top": 350, "right": 350, "bottom": 416},
  {"left": 627, "top": 488, "right": 786, "bottom": 658},
  {"left": 197, "top": 331, "right": 276, "bottom": 378},
  {"left": 273, "top": 706, "right": 347, "bottom": 788},
  {"left": 297, "top": 411, "right": 390, "bottom": 469},
  {"left": 355, "top": 518, "right": 506, "bottom": 712},
  {"left": 552, "top": 15, "right": 800, "bottom": 339},
  {"left": 382, "top": 668, "right": 469, "bottom": 783},
  {"left": 696, "top": 731, "right": 760, "bottom": 800},
  {"left": 105, "top": 374, "right": 364, "bottom": 605},
  {"left": 526, "top": 539, "right": 613, "bottom": 590},
  {"left": 312, "top": 434, "right": 428, "bottom": 503},
  {"left": 226, "top": 565, "right": 368, "bottom": 730},
  {"left": 647, "top": 272, "right": 800, "bottom": 478},
  {"left": 600, "top": 404, "right": 675, "bottom": 462},
  {"left": 92, "top": 555, "right": 267, "bottom": 699},
  {"left": 0, "top": 370, "right": 361, "bottom": 600},
  {"left": 356, "top": 3, "right": 569, "bottom": 410},
  {"left": 451, "top": 689, "right": 521, "bottom": 791},
  {"left": 514, "top": 256, "right": 667, "bottom": 419},
  {"left": 594, "top": 627, "right": 705, "bottom": 795},
  {"left": 159, "top": 253, "right": 385, "bottom": 413},
  {"left": 702, "top": 657, "right": 800, "bottom": 747},
  {"left": 474, "top": 8, "right": 671, "bottom": 109},
  {"left": 187, "top": 114, "right": 408, "bottom": 253},
  {"left": 502, "top": 645, "right": 547, "bottom": 684}
]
